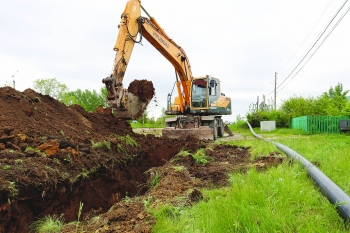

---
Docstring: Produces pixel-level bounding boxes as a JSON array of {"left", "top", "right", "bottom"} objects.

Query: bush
[{"left": 246, "top": 110, "right": 291, "bottom": 128}]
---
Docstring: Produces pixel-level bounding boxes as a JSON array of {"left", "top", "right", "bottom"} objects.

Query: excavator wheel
[
  {"left": 218, "top": 125, "right": 224, "bottom": 137},
  {"left": 210, "top": 119, "right": 218, "bottom": 140}
]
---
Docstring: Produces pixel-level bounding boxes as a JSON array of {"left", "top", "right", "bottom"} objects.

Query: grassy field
[{"left": 150, "top": 127, "right": 350, "bottom": 232}]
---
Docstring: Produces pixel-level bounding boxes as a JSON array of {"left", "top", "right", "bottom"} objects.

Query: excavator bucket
[
  {"left": 113, "top": 92, "right": 151, "bottom": 119},
  {"left": 110, "top": 79, "right": 155, "bottom": 120},
  {"left": 162, "top": 126, "right": 214, "bottom": 140}
]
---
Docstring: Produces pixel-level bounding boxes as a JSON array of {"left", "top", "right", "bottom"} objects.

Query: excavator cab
[{"left": 190, "top": 77, "right": 209, "bottom": 109}]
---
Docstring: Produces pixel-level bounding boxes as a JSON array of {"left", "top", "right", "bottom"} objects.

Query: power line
[
  {"left": 277, "top": 3, "right": 350, "bottom": 93},
  {"left": 278, "top": 0, "right": 335, "bottom": 74},
  {"left": 276, "top": 0, "right": 348, "bottom": 91}
]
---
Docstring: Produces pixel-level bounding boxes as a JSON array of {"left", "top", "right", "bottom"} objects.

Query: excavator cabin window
[
  {"left": 191, "top": 78, "right": 208, "bottom": 108},
  {"left": 209, "top": 79, "right": 216, "bottom": 96}
]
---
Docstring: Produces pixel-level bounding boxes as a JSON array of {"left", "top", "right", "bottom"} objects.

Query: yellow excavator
[{"left": 102, "top": 0, "right": 232, "bottom": 140}]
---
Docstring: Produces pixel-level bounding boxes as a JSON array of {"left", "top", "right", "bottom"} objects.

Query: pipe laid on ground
[{"left": 246, "top": 122, "right": 350, "bottom": 223}]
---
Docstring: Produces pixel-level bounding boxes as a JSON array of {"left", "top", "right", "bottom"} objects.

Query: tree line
[
  {"left": 245, "top": 83, "right": 350, "bottom": 128},
  {"left": 32, "top": 78, "right": 158, "bottom": 124},
  {"left": 7, "top": 78, "right": 348, "bottom": 128}
]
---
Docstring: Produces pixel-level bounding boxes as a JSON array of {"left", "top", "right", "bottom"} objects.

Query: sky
[{"left": 1, "top": 0, "right": 350, "bottom": 123}]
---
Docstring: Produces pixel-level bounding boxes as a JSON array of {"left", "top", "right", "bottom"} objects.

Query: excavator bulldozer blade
[
  {"left": 224, "top": 125, "right": 234, "bottom": 136},
  {"left": 162, "top": 126, "right": 214, "bottom": 140}
]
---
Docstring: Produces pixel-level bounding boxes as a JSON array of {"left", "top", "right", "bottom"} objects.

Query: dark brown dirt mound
[
  {"left": 0, "top": 87, "right": 200, "bottom": 233},
  {"left": 0, "top": 86, "right": 284, "bottom": 233},
  {"left": 127, "top": 79, "right": 155, "bottom": 102}
]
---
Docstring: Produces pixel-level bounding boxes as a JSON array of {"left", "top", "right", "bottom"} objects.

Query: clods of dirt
[
  {"left": 127, "top": 79, "right": 155, "bottom": 102},
  {"left": 0, "top": 86, "right": 284, "bottom": 233},
  {"left": 0, "top": 86, "right": 199, "bottom": 233}
]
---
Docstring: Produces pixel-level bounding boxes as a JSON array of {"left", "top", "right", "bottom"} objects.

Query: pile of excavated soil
[
  {"left": 0, "top": 86, "right": 199, "bottom": 232},
  {"left": 127, "top": 79, "right": 155, "bottom": 102},
  {"left": 0, "top": 86, "right": 284, "bottom": 233}
]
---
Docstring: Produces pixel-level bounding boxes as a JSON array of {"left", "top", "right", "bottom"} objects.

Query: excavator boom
[{"left": 103, "top": 0, "right": 233, "bottom": 140}]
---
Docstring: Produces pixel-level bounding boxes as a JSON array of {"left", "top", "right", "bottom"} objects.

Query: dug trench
[{"left": 0, "top": 82, "right": 284, "bottom": 232}]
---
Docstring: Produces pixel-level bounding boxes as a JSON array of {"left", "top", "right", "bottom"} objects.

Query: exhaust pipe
[{"left": 247, "top": 122, "right": 350, "bottom": 223}]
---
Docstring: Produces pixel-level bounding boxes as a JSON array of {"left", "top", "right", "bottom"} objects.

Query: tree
[
  {"left": 33, "top": 78, "right": 69, "bottom": 102},
  {"left": 318, "top": 83, "right": 349, "bottom": 115},
  {"left": 62, "top": 87, "right": 107, "bottom": 112},
  {"left": 279, "top": 96, "right": 318, "bottom": 118}
]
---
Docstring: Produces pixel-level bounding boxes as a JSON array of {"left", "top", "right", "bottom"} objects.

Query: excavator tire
[{"left": 218, "top": 125, "right": 224, "bottom": 137}]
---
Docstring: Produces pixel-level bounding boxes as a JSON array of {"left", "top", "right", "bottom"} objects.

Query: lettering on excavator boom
[{"left": 153, "top": 31, "right": 169, "bottom": 48}]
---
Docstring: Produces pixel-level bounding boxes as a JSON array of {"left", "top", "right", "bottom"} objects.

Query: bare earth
[{"left": 0, "top": 86, "right": 283, "bottom": 233}]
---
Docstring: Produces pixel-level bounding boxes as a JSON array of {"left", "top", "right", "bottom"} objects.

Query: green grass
[
  {"left": 117, "top": 134, "right": 138, "bottom": 147},
  {"left": 150, "top": 129, "right": 350, "bottom": 232},
  {"left": 28, "top": 215, "right": 65, "bottom": 233},
  {"left": 272, "top": 134, "right": 350, "bottom": 194},
  {"left": 91, "top": 140, "right": 111, "bottom": 150},
  {"left": 173, "top": 149, "right": 212, "bottom": 165}
]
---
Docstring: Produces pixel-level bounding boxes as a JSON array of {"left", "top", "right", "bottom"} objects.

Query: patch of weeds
[
  {"left": 80, "top": 168, "right": 90, "bottom": 179},
  {"left": 8, "top": 181, "right": 18, "bottom": 198},
  {"left": 85, "top": 130, "right": 90, "bottom": 135},
  {"left": 155, "top": 205, "right": 183, "bottom": 219},
  {"left": 123, "top": 192, "right": 132, "bottom": 203},
  {"left": 45, "top": 165, "right": 56, "bottom": 173},
  {"left": 171, "top": 150, "right": 190, "bottom": 163},
  {"left": 28, "top": 214, "right": 65, "bottom": 233},
  {"left": 25, "top": 147, "right": 46, "bottom": 157},
  {"left": 89, "top": 214, "right": 107, "bottom": 231},
  {"left": 173, "top": 165, "right": 185, "bottom": 172},
  {"left": 59, "top": 130, "right": 65, "bottom": 136},
  {"left": 192, "top": 148, "right": 211, "bottom": 165},
  {"left": 39, "top": 136, "right": 47, "bottom": 142},
  {"left": 14, "top": 159, "right": 23, "bottom": 164},
  {"left": 8, "top": 149, "right": 14, "bottom": 154},
  {"left": 91, "top": 140, "right": 111, "bottom": 150},
  {"left": 61, "top": 172, "right": 71, "bottom": 181},
  {"left": 75, "top": 202, "right": 84, "bottom": 233},
  {"left": 173, "top": 149, "right": 212, "bottom": 165},
  {"left": 117, "top": 143, "right": 127, "bottom": 154},
  {"left": 143, "top": 195, "right": 153, "bottom": 208},
  {"left": 145, "top": 170, "right": 162, "bottom": 189},
  {"left": 64, "top": 154, "right": 72, "bottom": 163},
  {"left": 53, "top": 158, "right": 61, "bottom": 165},
  {"left": 3, "top": 165, "right": 11, "bottom": 170},
  {"left": 118, "top": 134, "right": 138, "bottom": 147},
  {"left": 176, "top": 150, "right": 191, "bottom": 157}
]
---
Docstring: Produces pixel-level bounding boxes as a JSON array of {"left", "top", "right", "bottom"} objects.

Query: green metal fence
[{"left": 291, "top": 115, "right": 349, "bottom": 134}]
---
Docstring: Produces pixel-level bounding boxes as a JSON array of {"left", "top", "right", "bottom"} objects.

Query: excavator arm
[
  {"left": 102, "top": 0, "right": 233, "bottom": 140},
  {"left": 102, "top": 0, "right": 193, "bottom": 118}
]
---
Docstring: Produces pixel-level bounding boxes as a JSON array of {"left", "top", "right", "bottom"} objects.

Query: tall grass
[
  {"left": 151, "top": 130, "right": 350, "bottom": 232},
  {"left": 274, "top": 134, "right": 350, "bottom": 194}
]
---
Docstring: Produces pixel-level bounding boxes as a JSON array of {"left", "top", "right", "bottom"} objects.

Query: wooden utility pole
[{"left": 274, "top": 72, "right": 277, "bottom": 110}]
